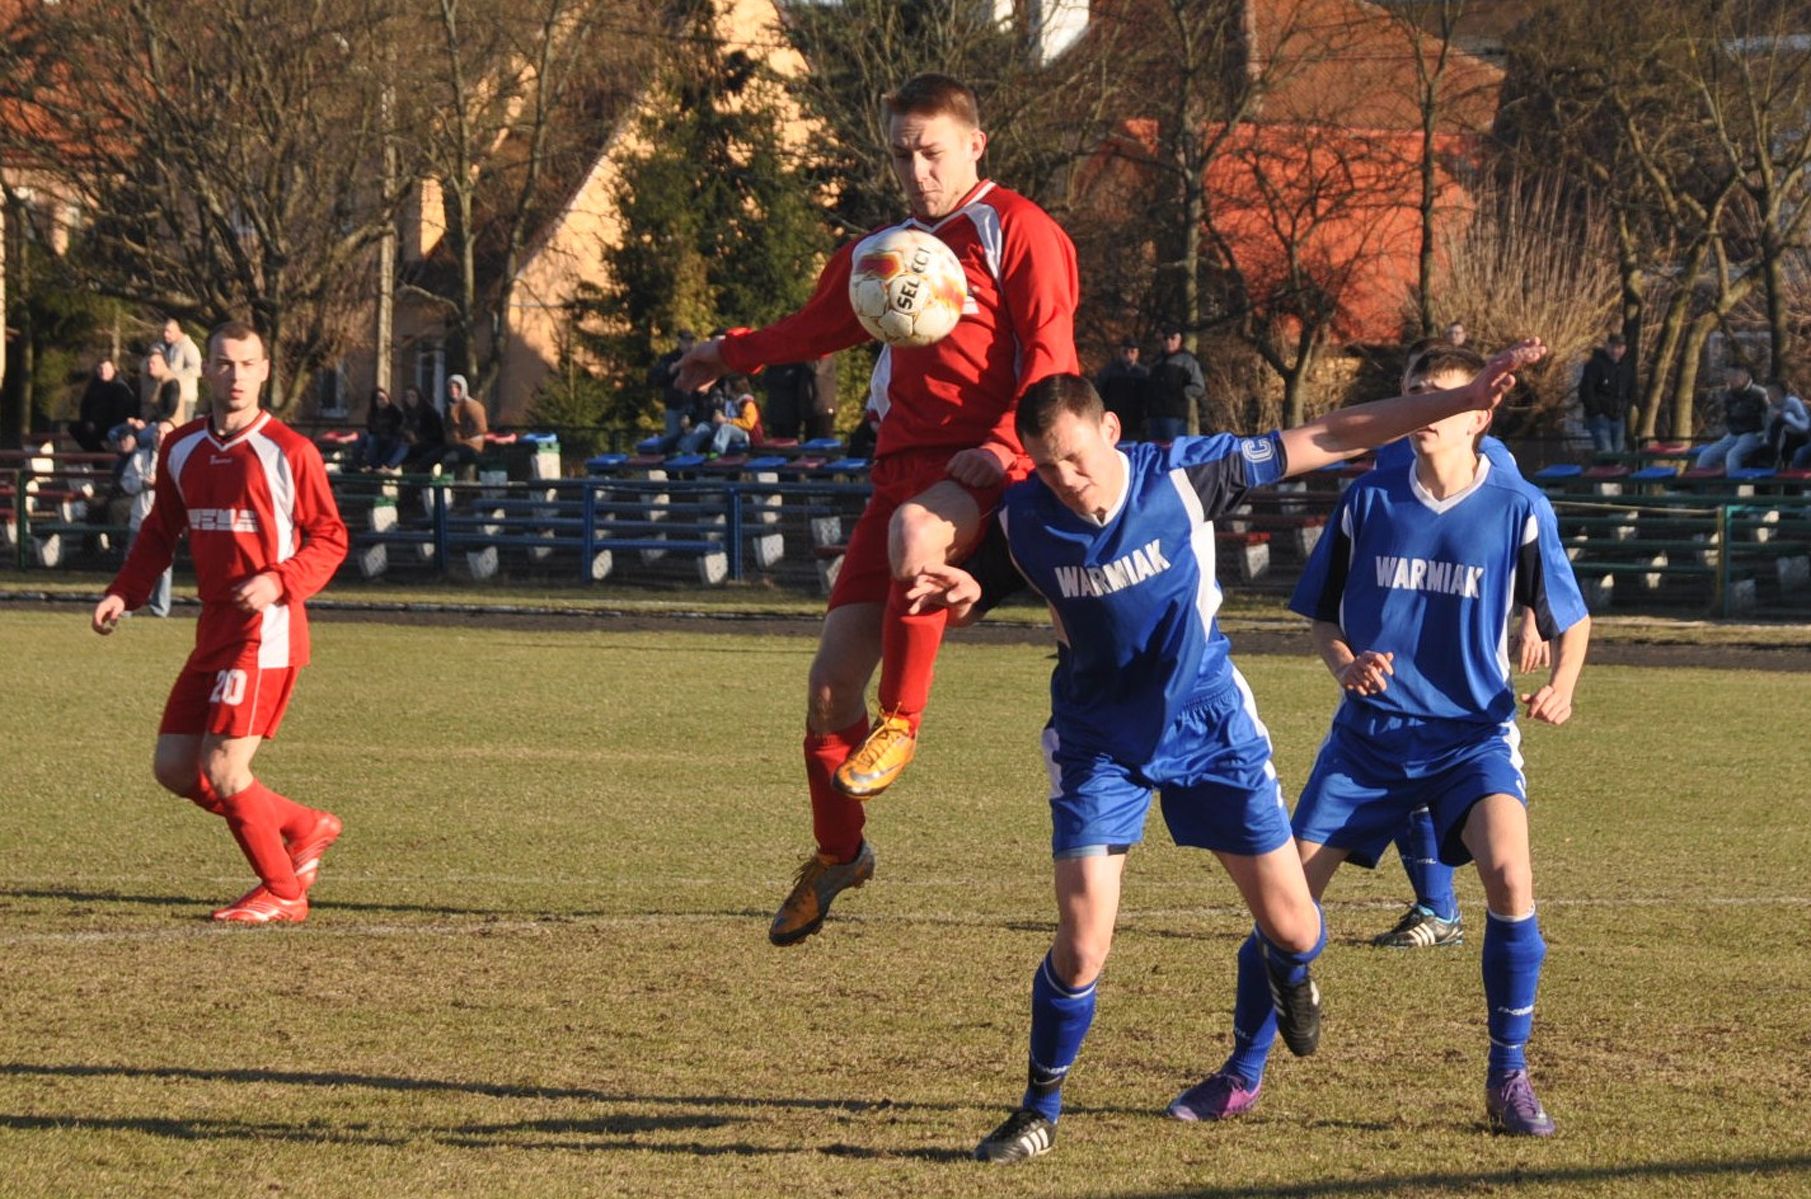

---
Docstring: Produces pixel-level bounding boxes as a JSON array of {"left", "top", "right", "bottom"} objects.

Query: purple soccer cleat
[
  {"left": 1167, "top": 1071, "right": 1261, "bottom": 1122},
  {"left": 1486, "top": 1069, "right": 1556, "bottom": 1137}
]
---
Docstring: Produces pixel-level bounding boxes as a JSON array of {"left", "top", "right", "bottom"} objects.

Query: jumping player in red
[
  {"left": 92, "top": 320, "right": 349, "bottom": 924},
  {"left": 677, "top": 74, "right": 1080, "bottom": 946}
]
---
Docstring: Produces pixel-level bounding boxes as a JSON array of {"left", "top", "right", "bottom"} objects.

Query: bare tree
[
  {"left": 1433, "top": 174, "right": 1621, "bottom": 422},
  {"left": 396, "top": 0, "right": 650, "bottom": 403},
  {"left": 0, "top": 0, "right": 415, "bottom": 412}
]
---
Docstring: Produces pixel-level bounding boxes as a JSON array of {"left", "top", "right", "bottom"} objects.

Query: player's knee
[
  {"left": 1478, "top": 861, "right": 1533, "bottom": 914},
  {"left": 1262, "top": 896, "right": 1324, "bottom": 955},
  {"left": 1051, "top": 931, "right": 1111, "bottom": 987},
  {"left": 888, "top": 504, "right": 954, "bottom": 579},
  {"left": 150, "top": 753, "right": 193, "bottom": 797}
]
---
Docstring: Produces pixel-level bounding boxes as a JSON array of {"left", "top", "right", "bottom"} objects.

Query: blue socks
[
  {"left": 1222, "top": 908, "right": 1326, "bottom": 1084},
  {"left": 1396, "top": 806, "right": 1459, "bottom": 922},
  {"left": 1023, "top": 952, "right": 1097, "bottom": 1122},
  {"left": 1223, "top": 931, "right": 1278, "bottom": 1083},
  {"left": 1483, "top": 908, "right": 1545, "bottom": 1075}
]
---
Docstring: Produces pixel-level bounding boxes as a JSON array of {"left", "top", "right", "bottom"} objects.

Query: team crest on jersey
[
  {"left": 190, "top": 507, "right": 261, "bottom": 533},
  {"left": 1239, "top": 437, "right": 1274, "bottom": 463}
]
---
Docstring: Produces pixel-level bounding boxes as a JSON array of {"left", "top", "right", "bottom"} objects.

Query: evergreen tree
[{"left": 577, "top": 2, "right": 829, "bottom": 431}]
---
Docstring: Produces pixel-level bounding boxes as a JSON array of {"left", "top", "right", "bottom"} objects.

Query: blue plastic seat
[
  {"left": 635, "top": 435, "right": 664, "bottom": 454},
  {"left": 1533, "top": 463, "right": 1584, "bottom": 481}
]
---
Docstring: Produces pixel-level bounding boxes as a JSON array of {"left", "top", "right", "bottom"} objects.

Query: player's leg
[
  {"left": 976, "top": 852, "right": 1124, "bottom": 1163},
  {"left": 1162, "top": 683, "right": 1328, "bottom": 1121},
  {"left": 1461, "top": 792, "right": 1555, "bottom": 1136},
  {"left": 837, "top": 472, "right": 988, "bottom": 799},
  {"left": 771, "top": 601, "right": 883, "bottom": 946},
  {"left": 196, "top": 668, "right": 337, "bottom": 923},
  {"left": 1374, "top": 806, "right": 1464, "bottom": 948},
  {"left": 152, "top": 732, "right": 219, "bottom": 811}
]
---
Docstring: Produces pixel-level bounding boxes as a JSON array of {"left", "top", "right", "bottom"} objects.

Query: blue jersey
[
  {"left": 1289, "top": 454, "right": 1587, "bottom": 742},
  {"left": 970, "top": 433, "right": 1288, "bottom": 764}
]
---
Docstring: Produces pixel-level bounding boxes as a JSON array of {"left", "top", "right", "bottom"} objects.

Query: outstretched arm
[{"left": 1278, "top": 339, "right": 1547, "bottom": 476}]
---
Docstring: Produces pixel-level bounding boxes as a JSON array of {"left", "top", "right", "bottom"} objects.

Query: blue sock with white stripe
[
  {"left": 1222, "top": 931, "right": 1278, "bottom": 1084},
  {"left": 1483, "top": 908, "right": 1545, "bottom": 1075},
  {"left": 1396, "top": 807, "right": 1459, "bottom": 922},
  {"left": 1023, "top": 952, "right": 1097, "bottom": 1122}
]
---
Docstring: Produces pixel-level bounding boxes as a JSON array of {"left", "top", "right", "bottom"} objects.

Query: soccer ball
[{"left": 848, "top": 228, "right": 968, "bottom": 349}]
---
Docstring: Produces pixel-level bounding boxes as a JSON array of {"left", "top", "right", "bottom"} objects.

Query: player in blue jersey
[
  {"left": 1226, "top": 341, "right": 1590, "bottom": 1137},
  {"left": 901, "top": 340, "right": 1547, "bottom": 1162},
  {"left": 1368, "top": 348, "right": 1548, "bottom": 951}
]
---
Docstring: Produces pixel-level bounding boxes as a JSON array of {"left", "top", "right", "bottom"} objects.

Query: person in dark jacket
[
  {"left": 1696, "top": 366, "right": 1769, "bottom": 471},
  {"left": 1579, "top": 335, "right": 1631, "bottom": 454},
  {"left": 358, "top": 388, "right": 407, "bottom": 471},
  {"left": 399, "top": 386, "right": 447, "bottom": 472},
  {"left": 1094, "top": 339, "right": 1149, "bottom": 440},
  {"left": 647, "top": 330, "right": 698, "bottom": 443},
  {"left": 72, "top": 360, "right": 141, "bottom": 452},
  {"left": 762, "top": 361, "right": 819, "bottom": 441},
  {"left": 1145, "top": 328, "right": 1206, "bottom": 442}
]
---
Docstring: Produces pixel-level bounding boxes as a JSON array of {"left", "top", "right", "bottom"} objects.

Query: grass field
[{"left": 2, "top": 607, "right": 1809, "bottom": 1198}]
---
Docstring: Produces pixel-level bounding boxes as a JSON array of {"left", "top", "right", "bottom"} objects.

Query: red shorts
[
  {"left": 158, "top": 666, "right": 298, "bottom": 740},
  {"left": 827, "top": 445, "right": 1033, "bottom": 610}
]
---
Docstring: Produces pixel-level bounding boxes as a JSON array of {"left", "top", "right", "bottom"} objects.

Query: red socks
[
  {"left": 804, "top": 715, "right": 870, "bottom": 862},
  {"left": 216, "top": 779, "right": 314, "bottom": 900},
  {"left": 878, "top": 580, "right": 948, "bottom": 732}
]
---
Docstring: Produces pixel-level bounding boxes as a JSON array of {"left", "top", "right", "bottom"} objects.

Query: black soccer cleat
[
  {"left": 1265, "top": 952, "right": 1322, "bottom": 1057},
  {"left": 974, "top": 1108, "right": 1057, "bottom": 1163},
  {"left": 1371, "top": 904, "right": 1464, "bottom": 949}
]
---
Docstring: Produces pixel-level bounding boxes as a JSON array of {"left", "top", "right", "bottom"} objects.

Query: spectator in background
[
  {"left": 1445, "top": 322, "right": 1468, "bottom": 347},
  {"left": 679, "top": 374, "right": 763, "bottom": 456},
  {"left": 73, "top": 359, "right": 140, "bottom": 452},
  {"left": 647, "top": 329, "right": 698, "bottom": 444},
  {"left": 1146, "top": 327, "right": 1205, "bottom": 442},
  {"left": 762, "top": 361, "right": 819, "bottom": 442},
  {"left": 442, "top": 375, "right": 488, "bottom": 476},
  {"left": 116, "top": 418, "right": 176, "bottom": 617},
  {"left": 1761, "top": 380, "right": 1809, "bottom": 469},
  {"left": 1696, "top": 365, "right": 1769, "bottom": 471},
  {"left": 807, "top": 360, "right": 839, "bottom": 441},
  {"left": 141, "top": 353, "right": 185, "bottom": 423},
  {"left": 399, "top": 386, "right": 447, "bottom": 473},
  {"left": 144, "top": 318, "right": 203, "bottom": 424},
  {"left": 1094, "top": 339, "right": 1148, "bottom": 440},
  {"left": 358, "top": 388, "right": 407, "bottom": 471},
  {"left": 1579, "top": 334, "right": 1632, "bottom": 454}
]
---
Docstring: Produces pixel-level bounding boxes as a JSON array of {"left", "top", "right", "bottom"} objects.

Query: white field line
[{"left": 2, "top": 895, "right": 1808, "bottom": 946}]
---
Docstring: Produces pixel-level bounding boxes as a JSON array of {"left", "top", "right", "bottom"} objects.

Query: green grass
[{"left": 1, "top": 610, "right": 1808, "bottom": 1197}]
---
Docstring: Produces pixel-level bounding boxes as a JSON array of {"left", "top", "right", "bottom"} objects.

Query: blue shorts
[
  {"left": 1043, "top": 673, "right": 1293, "bottom": 859},
  {"left": 1291, "top": 720, "right": 1527, "bottom": 869}
]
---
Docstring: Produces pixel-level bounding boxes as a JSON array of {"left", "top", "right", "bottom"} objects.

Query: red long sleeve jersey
[
  {"left": 107, "top": 412, "right": 349, "bottom": 671},
  {"left": 720, "top": 180, "right": 1080, "bottom": 465}
]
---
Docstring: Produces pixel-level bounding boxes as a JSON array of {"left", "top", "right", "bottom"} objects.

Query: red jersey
[
  {"left": 107, "top": 411, "right": 348, "bottom": 672},
  {"left": 720, "top": 180, "right": 1080, "bottom": 467}
]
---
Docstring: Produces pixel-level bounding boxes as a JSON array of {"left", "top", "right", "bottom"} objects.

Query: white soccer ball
[{"left": 847, "top": 227, "right": 968, "bottom": 349}]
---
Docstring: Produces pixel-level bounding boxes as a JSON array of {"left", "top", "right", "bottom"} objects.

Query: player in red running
[
  {"left": 676, "top": 74, "right": 1080, "bottom": 945},
  {"left": 91, "top": 320, "right": 349, "bottom": 924}
]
